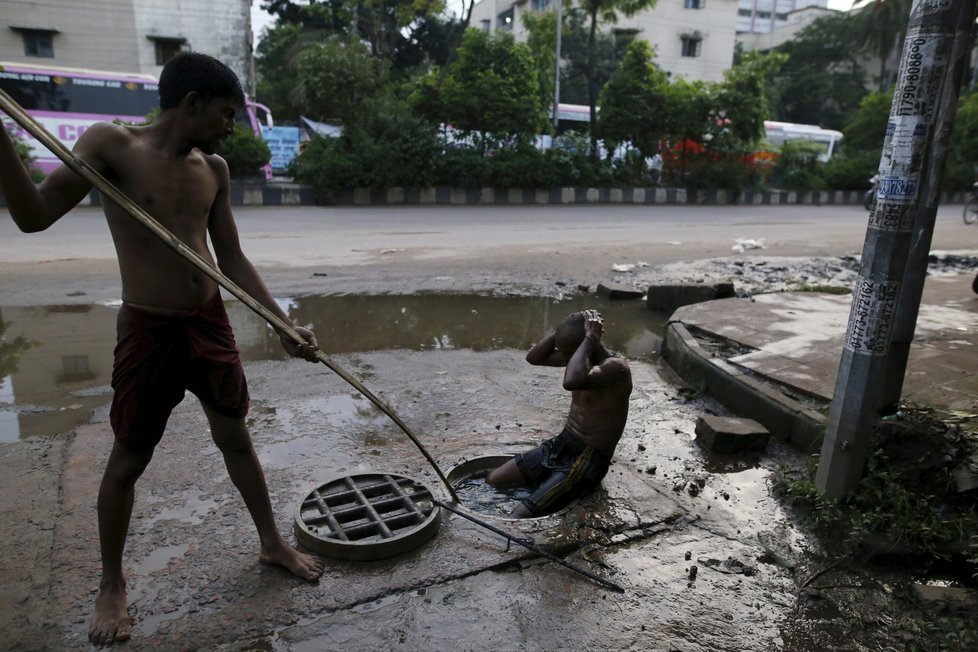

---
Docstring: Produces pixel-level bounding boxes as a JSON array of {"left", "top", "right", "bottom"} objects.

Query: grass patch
[{"left": 774, "top": 407, "right": 978, "bottom": 567}]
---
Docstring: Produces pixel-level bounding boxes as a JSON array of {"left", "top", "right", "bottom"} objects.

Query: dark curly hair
[{"left": 158, "top": 52, "right": 245, "bottom": 110}]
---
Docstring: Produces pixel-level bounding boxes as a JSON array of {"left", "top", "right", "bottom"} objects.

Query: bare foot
[
  {"left": 259, "top": 540, "right": 325, "bottom": 581},
  {"left": 88, "top": 580, "right": 133, "bottom": 646}
]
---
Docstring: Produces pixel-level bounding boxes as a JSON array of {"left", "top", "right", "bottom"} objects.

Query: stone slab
[
  {"left": 694, "top": 416, "right": 770, "bottom": 454},
  {"left": 646, "top": 283, "right": 736, "bottom": 312}
]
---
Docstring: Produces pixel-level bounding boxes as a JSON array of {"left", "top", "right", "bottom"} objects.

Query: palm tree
[{"left": 852, "top": 0, "right": 912, "bottom": 92}]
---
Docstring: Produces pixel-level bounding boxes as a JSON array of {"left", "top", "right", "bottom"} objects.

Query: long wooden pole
[{"left": 0, "top": 88, "right": 459, "bottom": 503}]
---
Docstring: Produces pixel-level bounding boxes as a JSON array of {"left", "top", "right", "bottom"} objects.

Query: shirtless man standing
[
  {"left": 486, "top": 310, "right": 632, "bottom": 517},
  {"left": 0, "top": 53, "right": 325, "bottom": 646}
]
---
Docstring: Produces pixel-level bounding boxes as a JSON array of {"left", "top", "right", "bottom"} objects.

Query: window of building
[
  {"left": 14, "top": 28, "right": 56, "bottom": 58},
  {"left": 737, "top": 8, "right": 752, "bottom": 16},
  {"left": 680, "top": 35, "right": 701, "bottom": 58},
  {"left": 684, "top": 0, "right": 704, "bottom": 8},
  {"left": 497, "top": 8, "right": 515, "bottom": 30},
  {"left": 58, "top": 354, "right": 95, "bottom": 382},
  {"left": 757, "top": 10, "right": 772, "bottom": 18},
  {"left": 149, "top": 37, "right": 186, "bottom": 65},
  {"left": 480, "top": 19, "right": 491, "bottom": 32},
  {"left": 532, "top": 0, "right": 551, "bottom": 10}
]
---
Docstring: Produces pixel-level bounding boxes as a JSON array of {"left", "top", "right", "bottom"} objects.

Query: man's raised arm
[
  {"left": 526, "top": 330, "right": 566, "bottom": 366},
  {"left": 0, "top": 119, "right": 105, "bottom": 232}
]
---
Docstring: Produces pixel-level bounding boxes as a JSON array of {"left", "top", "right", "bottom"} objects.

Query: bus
[
  {"left": 0, "top": 61, "right": 274, "bottom": 179},
  {"left": 762, "top": 121, "right": 843, "bottom": 162}
]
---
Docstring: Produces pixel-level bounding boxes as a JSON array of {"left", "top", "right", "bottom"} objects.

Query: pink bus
[{"left": 0, "top": 61, "right": 273, "bottom": 179}]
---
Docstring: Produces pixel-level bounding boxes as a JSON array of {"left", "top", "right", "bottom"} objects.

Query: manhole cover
[{"left": 294, "top": 473, "right": 441, "bottom": 561}]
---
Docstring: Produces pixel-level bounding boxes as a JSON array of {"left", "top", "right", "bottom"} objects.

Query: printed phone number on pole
[
  {"left": 894, "top": 31, "right": 945, "bottom": 122},
  {"left": 844, "top": 278, "right": 899, "bottom": 354}
]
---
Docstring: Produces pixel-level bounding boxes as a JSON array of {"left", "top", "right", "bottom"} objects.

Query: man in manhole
[
  {"left": 0, "top": 53, "right": 325, "bottom": 646},
  {"left": 486, "top": 310, "right": 633, "bottom": 517}
]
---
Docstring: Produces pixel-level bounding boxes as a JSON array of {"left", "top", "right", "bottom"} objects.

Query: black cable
[{"left": 431, "top": 498, "right": 625, "bottom": 594}]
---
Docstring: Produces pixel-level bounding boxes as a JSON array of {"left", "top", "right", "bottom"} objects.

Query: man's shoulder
[
  {"left": 82, "top": 121, "right": 137, "bottom": 143},
  {"left": 199, "top": 151, "right": 231, "bottom": 178},
  {"left": 599, "top": 354, "right": 631, "bottom": 378}
]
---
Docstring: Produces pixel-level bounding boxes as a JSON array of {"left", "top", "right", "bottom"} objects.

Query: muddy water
[
  {"left": 0, "top": 295, "right": 666, "bottom": 442},
  {"left": 452, "top": 472, "right": 531, "bottom": 518}
]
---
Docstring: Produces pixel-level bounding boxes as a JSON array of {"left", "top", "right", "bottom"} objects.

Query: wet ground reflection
[{"left": 0, "top": 295, "right": 667, "bottom": 442}]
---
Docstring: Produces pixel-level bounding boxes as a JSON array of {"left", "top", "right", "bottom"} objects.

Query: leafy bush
[
  {"left": 821, "top": 151, "right": 878, "bottom": 190},
  {"left": 293, "top": 94, "right": 442, "bottom": 199},
  {"left": 679, "top": 149, "right": 764, "bottom": 191},
  {"left": 769, "top": 141, "right": 827, "bottom": 191},
  {"left": 216, "top": 123, "right": 272, "bottom": 179}
]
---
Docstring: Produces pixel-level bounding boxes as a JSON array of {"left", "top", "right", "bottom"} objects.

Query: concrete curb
[
  {"left": 661, "top": 320, "right": 826, "bottom": 453},
  {"left": 11, "top": 185, "right": 971, "bottom": 208}
]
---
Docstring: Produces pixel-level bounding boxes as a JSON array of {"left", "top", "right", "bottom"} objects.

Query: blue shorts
[{"left": 515, "top": 428, "right": 610, "bottom": 516}]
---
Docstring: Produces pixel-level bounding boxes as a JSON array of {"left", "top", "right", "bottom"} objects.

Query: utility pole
[
  {"left": 816, "top": 0, "right": 977, "bottom": 499},
  {"left": 552, "top": 0, "right": 563, "bottom": 137}
]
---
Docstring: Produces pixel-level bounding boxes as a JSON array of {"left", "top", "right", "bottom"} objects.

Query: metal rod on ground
[
  {"left": 0, "top": 88, "right": 459, "bottom": 504},
  {"left": 431, "top": 498, "right": 625, "bottom": 594}
]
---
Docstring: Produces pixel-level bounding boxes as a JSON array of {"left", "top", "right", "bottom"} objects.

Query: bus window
[{"left": 1, "top": 62, "right": 274, "bottom": 179}]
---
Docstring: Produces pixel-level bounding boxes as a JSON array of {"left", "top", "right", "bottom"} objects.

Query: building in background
[
  {"left": 0, "top": 0, "right": 254, "bottom": 93},
  {"left": 736, "top": 0, "right": 828, "bottom": 35},
  {"left": 470, "top": 0, "right": 740, "bottom": 83},
  {"left": 736, "top": 4, "right": 836, "bottom": 51}
]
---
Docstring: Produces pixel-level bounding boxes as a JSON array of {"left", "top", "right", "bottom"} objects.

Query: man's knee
[
  {"left": 104, "top": 443, "right": 154, "bottom": 485},
  {"left": 210, "top": 419, "right": 252, "bottom": 454},
  {"left": 486, "top": 458, "right": 522, "bottom": 487}
]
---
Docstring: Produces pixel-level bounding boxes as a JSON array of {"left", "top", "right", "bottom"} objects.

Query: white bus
[
  {"left": 0, "top": 61, "right": 275, "bottom": 178},
  {"left": 763, "top": 121, "right": 843, "bottom": 162}
]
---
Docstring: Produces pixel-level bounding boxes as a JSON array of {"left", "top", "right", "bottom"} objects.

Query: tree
[
  {"left": 660, "top": 77, "right": 713, "bottom": 181},
  {"left": 842, "top": 89, "right": 893, "bottom": 153},
  {"left": 577, "top": 0, "right": 658, "bottom": 158},
  {"left": 598, "top": 39, "right": 669, "bottom": 158},
  {"left": 412, "top": 29, "right": 545, "bottom": 148},
  {"left": 261, "top": 0, "right": 451, "bottom": 74},
  {"left": 295, "top": 34, "right": 390, "bottom": 123},
  {"left": 820, "top": 89, "right": 893, "bottom": 190},
  {"left": 522, "top": 9, "right": 560, "bottom": 122},
  {"left": 712, "top": 50, "right": 787, "bottom": 148},
  {"left": 944, "top": 90, "right": 978, "bottom": 190},
  {"left": 255, "top": 22, "right": 317, "bottom": 121},
  {"left": 773, "top": 12, "right": 868, "bottom": 129},
  {"left": 852, "top": 0, "right": 912, "bottom": 92}
]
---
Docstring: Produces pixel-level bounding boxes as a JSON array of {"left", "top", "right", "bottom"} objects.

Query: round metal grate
[{"left": 294, "top": 473, "right": 441, "bottom": 561}]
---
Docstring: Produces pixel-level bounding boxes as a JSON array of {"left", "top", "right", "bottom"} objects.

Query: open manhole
[
  {"left": 447, "top": 454, "right": 573, "bottom": 520},
  {"left": 294, "top": 473, "right": 441, "bottom": 561}
]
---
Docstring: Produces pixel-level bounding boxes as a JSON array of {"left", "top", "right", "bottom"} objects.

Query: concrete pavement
[{"left": 662, "top": 271, "right": 978, "bottom": 452}]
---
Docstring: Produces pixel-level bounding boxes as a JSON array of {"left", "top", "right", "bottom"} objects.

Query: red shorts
[{"left": 109, "top": 293, "right": 249, "bottom": 452}]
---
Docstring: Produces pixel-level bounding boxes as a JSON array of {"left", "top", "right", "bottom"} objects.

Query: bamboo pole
[{"left": 0, "top": 88, "right": 459, "bottom": 503}]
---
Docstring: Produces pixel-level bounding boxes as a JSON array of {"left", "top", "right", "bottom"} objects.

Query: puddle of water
[
  {"left": 140, "top": 488, "right": 221, "bottom": 527},
  {"left": 452, "top": 471, "right": 531, "bottom": 518},
  {"left": 0, "top": 295, "right": 667, "bottom": 442},
  {"left": 132, "top": 543, "right": 191, "bottom": 576}
]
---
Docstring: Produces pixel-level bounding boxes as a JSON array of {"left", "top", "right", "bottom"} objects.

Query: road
[{"left": 1, "top": 201, "right": 974, "bottom": 304}]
